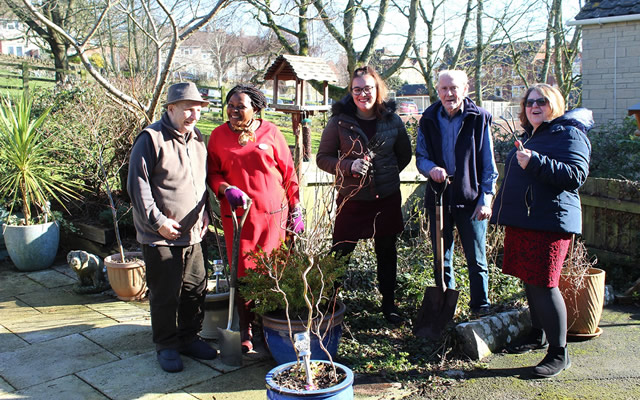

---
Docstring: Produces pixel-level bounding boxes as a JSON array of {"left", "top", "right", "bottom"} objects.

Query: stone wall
[{"left": 581, "top": 21, "right": 640, "bottom": 125}]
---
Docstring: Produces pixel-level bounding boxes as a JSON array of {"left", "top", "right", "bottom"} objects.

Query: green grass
[{"left": 197, "top": 110, "right": 326, "bottom": 153}]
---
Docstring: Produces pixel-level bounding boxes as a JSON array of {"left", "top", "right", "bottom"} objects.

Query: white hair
[{"left": 437, "top": 70, "right": 469, "bottom": 87}]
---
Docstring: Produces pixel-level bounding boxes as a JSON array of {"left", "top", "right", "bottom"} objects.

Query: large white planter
[{"left": 3, "top": 222, "right": 60, "bottom": 271}]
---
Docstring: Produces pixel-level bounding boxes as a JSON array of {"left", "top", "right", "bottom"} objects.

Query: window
[
  {"left": 512, "top": 85, "right": 525, "bottom": 98},
  {"left": 182, "top": 48, "right": 193, "bottom": 56},
  {"left": 8, "top": 46, "right": 14, "bottom": 55},
  {"left": 495, "top": 67, "right": 503, "bottom": 77},
  {"left": 495, "top": 87, "right": 502, "bottom": 98},
  {"left": 16, "top": 47, "right": 23, "bottom": 57}
]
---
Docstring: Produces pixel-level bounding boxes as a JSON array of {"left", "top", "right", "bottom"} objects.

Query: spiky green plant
[{"left": 0, "top": 93, "right": 82, "bottom": 225}]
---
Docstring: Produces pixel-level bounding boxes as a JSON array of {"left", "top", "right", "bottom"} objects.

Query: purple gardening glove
[
  {"left": 288, "top": 205, "right": 304, "bottom": 234},
  {"left": 224, "top": 185, "right": 250, "bottom": 210}
]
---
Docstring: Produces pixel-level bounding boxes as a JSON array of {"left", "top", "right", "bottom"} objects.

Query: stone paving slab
[
  {"left": 0, "top": 333, "right": 119, "bottom": 389},
  {"left": 52, "top": 263, "right": 79, "bottom": 280},
  {"left": 0, "top": 374, "right": 108, "bottom": 400},
  {"left": 77, "top": 351, "right": 221, "bottom": 400},
  {"left": 15, "top": 287, "right": 112, "bottom": 310},
  {"left": 81, "top": 321, "right": 154, "bottom": 359},
  {"left": 26, "top": 268, "right": 77, "bottom": 288},
  {"left": 185, "top": 360, "right": 274, "bottom": 400},
  {"left": 87, "top": 299, "right": 150, "bottom": 322},
  {"left": 2, "top": 304, "right": 117, "bottom": 344},
  {"left": 0, "top": 324, "right": 28, "bottom": 353},
  {"left": 0, "top": 377, "right": 12, "bottom": 396},
  {"left": 0, "top": 271, "right": 44, "bottom": 300}
]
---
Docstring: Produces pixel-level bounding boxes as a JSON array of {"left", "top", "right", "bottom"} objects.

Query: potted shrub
[
  {"left": 240, "top": 241, "right": 347, "bottom": 365},
  {"left": 241, "top": 240, "right": 353, "bottom": 398},
  {"left": 0, "top": 93, "right": 82, "bottom": 271},
  {"left": 558, "top": 237, "right": 606, "bottom": 338}
]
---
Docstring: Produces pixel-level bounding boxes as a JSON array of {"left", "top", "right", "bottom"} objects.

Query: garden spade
[
  {"left": 218, "top": 199, "right": 251, "bottom": 366},
  {"left": 414, "top": 177, "right": 459, "bottom": 340}
]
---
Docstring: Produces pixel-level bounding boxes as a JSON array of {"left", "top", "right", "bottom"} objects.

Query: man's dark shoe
[
  {"left": 157, "top": 349, "right": 183, "bottom": 373},
  {"left": 180, "top": 339, "right": 218, "bottom": 360},
  {"left": 532, "top": 345, "right": 571, "bottom": 378},
  {"left": 470, "top": 307, "right": 492, "bottom": 319},
  {"left": 506, "top": 328, "right": 549, "bottom": 354}
]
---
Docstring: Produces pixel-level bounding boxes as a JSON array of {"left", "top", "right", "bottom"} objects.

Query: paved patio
[{"left": 2, "top": 252, "right": 640, "bottom": 399}]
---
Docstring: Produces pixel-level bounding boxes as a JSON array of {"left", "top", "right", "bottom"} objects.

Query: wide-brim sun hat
[{"left": 164, "top": 82, "right": 209, "bottom": 107}]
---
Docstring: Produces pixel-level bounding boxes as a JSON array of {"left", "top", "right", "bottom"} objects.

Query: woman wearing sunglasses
[
  {"left": 316, "top": 65, "right": 412, "bottom": 324},
  {"left": 491, "top": 83, "right": 593, "bottom": 378}
]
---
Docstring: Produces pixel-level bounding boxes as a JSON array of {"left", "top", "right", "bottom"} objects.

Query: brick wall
[{"left": 581, "top": 21, "right": 640, "bottom": 126}]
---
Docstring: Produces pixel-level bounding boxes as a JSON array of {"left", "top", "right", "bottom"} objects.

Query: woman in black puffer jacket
[
  {"left": 491, "top": 83, "right": 592, "bottom": 378},
  {"left": 316, "top": 65, "right": 412, "bottom": 324}
]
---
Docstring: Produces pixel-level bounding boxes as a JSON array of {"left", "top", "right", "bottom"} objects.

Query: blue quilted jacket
[{"left": 490, "top": 109, "right": 593, "bottom": 234}]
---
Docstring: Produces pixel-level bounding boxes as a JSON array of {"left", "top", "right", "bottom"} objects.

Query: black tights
[
  {"left": 332, "top": 235, "right": 398, "bottom": 304},
  {"left": 525, "top": 283, "right": 567, "bottom": 347}
]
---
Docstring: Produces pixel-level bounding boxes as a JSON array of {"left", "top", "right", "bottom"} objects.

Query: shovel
[
  {"left": 218, "top": 199, "right": 251, "bottom": 366},
  {"left": 414, "top": 177, "right": 459, "bottom": 339}
]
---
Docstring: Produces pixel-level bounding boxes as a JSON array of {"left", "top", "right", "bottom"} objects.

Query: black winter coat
[{"left": 316, "top": 96, "right": 412, "bottom": 201}]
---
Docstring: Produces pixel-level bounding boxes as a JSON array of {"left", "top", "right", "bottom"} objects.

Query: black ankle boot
[
  {"left": 532, "top": 345, "right": 571, "bottom": 378},
  {"left": 381, "top": 298, "right": 404, "bottom": 324},
  {"left": 506, "top": 328, "right": 549, "bottom": 354}
]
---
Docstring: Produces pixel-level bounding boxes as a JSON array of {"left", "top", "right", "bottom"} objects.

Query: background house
[
  {"left": 0, "top": 19, "right": 40, "bottom": 57},
  {"left": 569, "top": 0, "right": 640, "bottom": 125}
]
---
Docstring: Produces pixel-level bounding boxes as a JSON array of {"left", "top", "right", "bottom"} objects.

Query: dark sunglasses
[{"left": 525, "top": 98, "right": 548, "bottom": 107}]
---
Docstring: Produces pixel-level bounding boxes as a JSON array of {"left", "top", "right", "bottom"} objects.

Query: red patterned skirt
[{"left": 502, "top": 226, "right": 572, "bottom": 288}]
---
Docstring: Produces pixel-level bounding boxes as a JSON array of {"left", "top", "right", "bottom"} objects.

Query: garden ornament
[
  {"left": 414, "top": 176, "right": 459, "bottom": 339},
  {"left": 218, "top": 198, "right": 252, "bottom": 367},
  {"left": 213, "top": 259, "right": 224, "bottom": 294},
  {"left": 67, "top": 250, "right": 109, "bottom": 294},
  {"left": 294, "top": 331, "right": 315, "bottom": 390}
]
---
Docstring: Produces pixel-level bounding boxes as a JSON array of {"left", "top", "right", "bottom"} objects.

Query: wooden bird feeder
[
  {"left": 264, "top": 55, "right": 338, "bottom": 177},
  {"left": 628, "top": 101, "right": 640, "bottom": 137}
]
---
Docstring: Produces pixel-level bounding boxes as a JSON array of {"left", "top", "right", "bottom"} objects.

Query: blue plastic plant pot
[
  {"left": 266, "top": 360, "right": 354, "bottom": 400},
  {"left": 261, "top": 302, "right": 346, "bottom": 365}
]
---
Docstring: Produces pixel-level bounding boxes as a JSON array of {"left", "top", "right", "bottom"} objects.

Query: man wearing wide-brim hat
[{"left": 128, "top": 82, "right": 216, "bottom": 372}]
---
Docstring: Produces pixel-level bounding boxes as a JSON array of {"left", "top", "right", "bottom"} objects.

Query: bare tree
[
  {"left": 244, "top": 0, "right": 416, "bottom": 97},
  {"left": 3, "top": 0, "right": 81, "bottom": 81},
  {"left": 20, "top": 0, "right": 230, "bottom": 122}
]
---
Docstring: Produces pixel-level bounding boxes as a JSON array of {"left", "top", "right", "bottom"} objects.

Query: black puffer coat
[{"left": 316, "top": 96, "right": 412, "bottom": 201}]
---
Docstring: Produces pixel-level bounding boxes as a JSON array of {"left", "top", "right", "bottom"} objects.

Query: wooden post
[
  {"left": 291, "top": 112, "right": 303, "bottom": 183},
  {"left": 22, "top": 62, "right": 30, "bottom": 95}
]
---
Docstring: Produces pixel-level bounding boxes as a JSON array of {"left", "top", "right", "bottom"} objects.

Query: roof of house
[
  {"left": 264, "top": 54, "right": 338, "bottom": 82},
  {"left": 575, "top": 0, "right": 640, "bottom": 20},
  {"left": 396, "top": 84, "right": 429, "bottom": 96}
]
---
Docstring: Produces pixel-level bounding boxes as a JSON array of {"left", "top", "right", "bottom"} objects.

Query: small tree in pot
[{"left": 0, "top": 93, "right": 82, "bottom": 271}]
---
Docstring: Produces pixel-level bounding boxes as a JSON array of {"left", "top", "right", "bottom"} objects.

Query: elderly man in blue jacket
[{"left": 416, "top": 70, "right": 499, "bottom": 316}]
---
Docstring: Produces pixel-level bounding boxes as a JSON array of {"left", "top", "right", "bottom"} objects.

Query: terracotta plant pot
[
  {"left": 559, "top": 267, "right": 606, "bottom": 337},
  {"left": 104, "top": 251, "right": 147, "bottom": 301}
]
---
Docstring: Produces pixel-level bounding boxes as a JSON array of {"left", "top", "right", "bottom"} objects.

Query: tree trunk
[{"left": 474, "top": 0, "right": 484, "bottom": 106}]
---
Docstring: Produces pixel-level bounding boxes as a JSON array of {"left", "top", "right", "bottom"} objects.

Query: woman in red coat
[{"left": 207, "top": 85, "right": 303, "bottom": 352}]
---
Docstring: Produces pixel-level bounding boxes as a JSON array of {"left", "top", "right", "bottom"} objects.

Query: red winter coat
[{"left": 207, "top": 120, "right": 300, "bottom": 276}]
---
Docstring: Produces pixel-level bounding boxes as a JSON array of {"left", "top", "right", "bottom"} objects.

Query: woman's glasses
[
  {"left": 525, "top": 98, "right": 548, "bottom": 107},
  {"left": 352, "top": 86, "right": 375, "bottom": 96}
]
